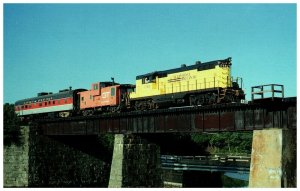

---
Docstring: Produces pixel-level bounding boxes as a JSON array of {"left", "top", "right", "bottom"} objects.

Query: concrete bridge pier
[
  {"left": 249, "top": 128, "right": 296, "bottom": 187},
  {"left": 108, "top": 134, "right": 163, "bottom": 187}
]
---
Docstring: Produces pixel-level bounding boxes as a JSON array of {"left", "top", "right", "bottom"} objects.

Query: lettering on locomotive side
[
  {"left": 168, "top": 73, "right": 196, "bottom": 83},
  {"left": 23, "top": 97, "right": 53, "bottom": 104},
  {"left": 101, "top": 92, "right": 110, "bottom": 98}
]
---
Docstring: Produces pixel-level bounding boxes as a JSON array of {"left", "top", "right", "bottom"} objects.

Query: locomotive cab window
[{"left": 142, "top": 75, "right": 156, "bottom": 84}]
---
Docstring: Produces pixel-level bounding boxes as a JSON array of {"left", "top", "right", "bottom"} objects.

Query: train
[{"left": 15, "top": 57, "right": 245, "bottom": 119}]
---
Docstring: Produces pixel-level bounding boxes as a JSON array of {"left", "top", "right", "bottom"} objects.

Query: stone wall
[
  {"left": 28, "top": 126, "right": 112, "bottom": 187},
  {"left": 249, "top": 128, "right": 297, "bottom": 188},
  {"left": 109, "top": 134, "right": 163, "bottom": 187},
  {"left": 4, "top": 125, "right": 113, "bottom": 187},
  {"left": 281, "top": 129, "right": 297, "bottom": 187},
  {"left": 4, "top": 126, "right": 29, "bottom": 187}
]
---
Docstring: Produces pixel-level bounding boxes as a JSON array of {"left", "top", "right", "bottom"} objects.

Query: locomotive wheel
[
  {"left": 224, "top": 94, "right": 235, "bottom": 103},
  {"left": 189, "top": 95, "right": 196, "bottom": 106},
  {"left": 134, "top": 99, "right": 156, "bottom": 110},
  {"left": 208, "top": 93, "right": 218, "bottom": 104},
  {"left": 82, "top": 110, "right": 94, "bottom": 116}
]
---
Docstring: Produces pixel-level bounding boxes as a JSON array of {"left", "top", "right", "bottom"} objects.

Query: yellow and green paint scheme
[{"left": 130, "top": 58, "right": 233, "bottom": 100}]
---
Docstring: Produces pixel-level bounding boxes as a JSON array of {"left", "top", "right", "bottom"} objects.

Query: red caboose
[{"left": 78, "top": 81, "right": 135, "bottom": 115}]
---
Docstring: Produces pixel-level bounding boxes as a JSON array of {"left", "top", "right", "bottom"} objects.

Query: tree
[
  {"left": 191, "top": 132, "right": 253, "bottom": 155},
  {"left": 4, "top": 103, "right": 21, "bottom": 145}
]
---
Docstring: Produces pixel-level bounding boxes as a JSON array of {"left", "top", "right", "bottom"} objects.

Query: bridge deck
[{"left": 35, "top": 98, "right": 296, "bottom": 135}]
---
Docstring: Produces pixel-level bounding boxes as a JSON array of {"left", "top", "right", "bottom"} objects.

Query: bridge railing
[
  {"left": 160, "top": 154, "right": 251, "bottom": 173},
  {"left": 161, "top": 155, "right": 251, "bottom": 166}
]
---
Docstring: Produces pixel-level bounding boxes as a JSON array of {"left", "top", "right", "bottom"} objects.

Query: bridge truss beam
[{"left": 35, "top": 99, "right": 296, "bottom": 135}]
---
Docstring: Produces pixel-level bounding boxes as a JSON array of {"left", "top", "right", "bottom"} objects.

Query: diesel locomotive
[
  {"left": 14, "top": 57, "right": 245, "bottom": 118},
  {"left": 130, "top": 57, "right": 245, "bottom": 110}
]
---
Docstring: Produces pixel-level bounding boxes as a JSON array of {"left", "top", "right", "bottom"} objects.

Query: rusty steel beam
[{"left": 36, "top": 98, "right": 296, "bottom": 135}]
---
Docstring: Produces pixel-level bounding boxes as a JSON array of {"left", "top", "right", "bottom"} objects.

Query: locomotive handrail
[{"left": 165, "top": 79, "right": 229, "bottom": 94}]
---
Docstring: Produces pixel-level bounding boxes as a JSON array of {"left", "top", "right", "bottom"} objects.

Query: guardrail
[
  {"left": 161, "top": 155, "right": 251, "bottom": 163},
  {"left": 251, "top": 84, "right": 284, "bottom": 101},
  {"left": 161, "top": 155, "right": 251, "bottom": 173}
]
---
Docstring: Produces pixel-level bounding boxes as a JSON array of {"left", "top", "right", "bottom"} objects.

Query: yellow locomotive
[{"left": 129, "top": 57, "right": 245, "bottom": 110}]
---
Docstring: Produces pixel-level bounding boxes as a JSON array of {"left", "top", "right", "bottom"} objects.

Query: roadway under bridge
[{"left": 161, "top": 154, "right": 251, "bottom": 173}]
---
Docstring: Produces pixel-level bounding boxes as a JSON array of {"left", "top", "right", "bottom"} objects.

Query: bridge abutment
[
  {"left": 249, "top": 128, "right": 296, "bottom": 187},
  {"left": 4, "top": 126, "right": 29, "bottom": 187},
  {"left": 108, "top": 134, "right": 163, "bottom": 187}
]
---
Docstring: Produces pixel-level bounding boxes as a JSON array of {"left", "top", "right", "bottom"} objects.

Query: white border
[{"left": 1, "top": 1, "right": 299, "bottom": 189}]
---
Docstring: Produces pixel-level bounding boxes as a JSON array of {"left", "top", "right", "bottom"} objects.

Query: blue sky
[{"left": 4, "top": 3, "right": 296, "bottom": 103}]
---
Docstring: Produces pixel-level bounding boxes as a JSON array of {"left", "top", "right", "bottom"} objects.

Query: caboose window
[
  {"left": 81, "top": 97, "right": 84, "bottom": 101},
  {"left": 111, "top": 88, "right": 115, "bottom": 96},
  {"left": 90, "top": 95, "right": 93, "bottom": 100},
  {"left": 94, "top": 84, "right": 98, "bottom": 90}
]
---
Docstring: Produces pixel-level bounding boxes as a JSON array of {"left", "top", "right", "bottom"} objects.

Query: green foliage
[
  {"left": 97, "top": 134, "right": 114, "bottom": 152},
  {"left": 4, "top": 103, "right": 21, "bottom": 146},
  {"left": 191, "top": 132, "right": 253, "bottom": 155}
]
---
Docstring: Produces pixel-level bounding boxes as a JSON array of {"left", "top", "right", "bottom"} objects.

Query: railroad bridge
[
  {"left": 37, "top": 98, "right": 296, "bottom": 135},
  {"left": 5, "top": 96, "right": 296, "bottom": 187}
]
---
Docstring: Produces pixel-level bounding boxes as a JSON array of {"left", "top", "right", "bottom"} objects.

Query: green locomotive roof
[{"left": 136, "top": 57, "right": 232, "bottom": 80}]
